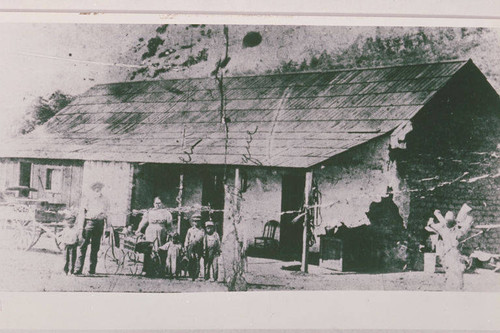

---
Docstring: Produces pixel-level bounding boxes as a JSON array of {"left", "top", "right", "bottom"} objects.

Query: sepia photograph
[{"left": 0, "top": 21, "right": 498, "bottom": 295}]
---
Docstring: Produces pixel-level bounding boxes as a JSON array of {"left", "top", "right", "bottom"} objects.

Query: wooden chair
[{"left": 254, "top": 220, "right": 280, "bottom": 249}]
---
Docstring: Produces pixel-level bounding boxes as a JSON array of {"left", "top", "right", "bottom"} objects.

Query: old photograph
[{"left": 0, "top": 23, "right": 498, "bottom": 293}]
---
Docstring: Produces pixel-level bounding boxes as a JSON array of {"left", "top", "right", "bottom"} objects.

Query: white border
[
  {"left": 0, "top": 0, "right": 499, "bottom": 19},
  {"left": 0, "top": 2, "right": 499, "bottom": 330},
  {"left": 0, "top": 12, "right": 500, "bottom": 28},
  {"left": 0, "top": 291, "right": 499, "bottom": 330}
]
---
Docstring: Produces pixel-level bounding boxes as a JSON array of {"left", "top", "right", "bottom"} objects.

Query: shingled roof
[{"left": 0, "top": 59, "right": 475, "bottom": 168}]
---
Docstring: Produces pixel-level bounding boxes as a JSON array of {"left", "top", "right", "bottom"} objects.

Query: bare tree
[{"left": 212, "top": 25, "right": 248, "bottom": 291}]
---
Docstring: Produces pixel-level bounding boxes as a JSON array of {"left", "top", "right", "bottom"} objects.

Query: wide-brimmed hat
[
  {"left": 191, "top": 213, "right": 202, "bottom": 221},
  {"left": 205, "top": 220, "right": 214, "bottom": 227},
  {"left": 90, "top": 181, "right": 105, "bottom": 190}
]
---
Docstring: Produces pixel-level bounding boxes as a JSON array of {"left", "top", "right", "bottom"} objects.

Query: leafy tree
[{"left": 20, "top": 90, "right": 74, "bottom": 134}]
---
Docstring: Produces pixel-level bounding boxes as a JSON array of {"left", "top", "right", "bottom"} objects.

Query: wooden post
[
  {"left": 301, "top": 170, "right": 313, "bottom": 273},
  {"left": 234, "top": 168, "right": 241, "bottom": 206},
  {"left": 176, "top": 172, "right": 184, "bottom": 234}
]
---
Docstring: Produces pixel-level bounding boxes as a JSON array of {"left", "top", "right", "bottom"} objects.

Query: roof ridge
[{"left": 93, "top": 59, "right": 470, "bottom": 88}]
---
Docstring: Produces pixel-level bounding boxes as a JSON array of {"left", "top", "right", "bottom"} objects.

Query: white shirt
[{"left": 82, "top": 193, "right": 109, "bottom": 220}]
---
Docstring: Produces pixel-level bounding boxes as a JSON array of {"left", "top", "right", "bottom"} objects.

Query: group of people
[
  {"left": 58, "top": 181, "right": 221, "bottom": 282},
  {"left": 153, "top": 213, "right": 221, "bottom": 281}
]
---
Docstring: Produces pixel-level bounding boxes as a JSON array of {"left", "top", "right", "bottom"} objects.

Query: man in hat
[
  {"left": 74, "top": 181, "right": 110, "bottom": 275},
  {"left": 184, "top": 213, "right": 204, "bottom": 280},
  {"left": 203, "top": 220, "right": 220, "bottom": 281}
]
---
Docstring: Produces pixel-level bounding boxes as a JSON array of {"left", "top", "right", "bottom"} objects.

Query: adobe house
[{"left": 0, "top": 59, "right": 498, "bottom": 270}]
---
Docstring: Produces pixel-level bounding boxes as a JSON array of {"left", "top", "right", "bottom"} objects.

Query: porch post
[
  {"left": 234, "top": 168, "right": 241, "bottom": 206},
  {"left": 301, "top": 170, "right": 313, "bottom": 273},
  {"left": 176, "top": 172, "right": 184, "bottom": 234}
]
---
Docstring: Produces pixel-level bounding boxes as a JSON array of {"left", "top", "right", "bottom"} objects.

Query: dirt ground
[{"left": 0, "top": 231, "right": 499, "bottom": 292}]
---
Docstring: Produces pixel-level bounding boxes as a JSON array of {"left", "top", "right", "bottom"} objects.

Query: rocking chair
[{"left": 254, "top": 220, "right": 280, "bottom": 251}]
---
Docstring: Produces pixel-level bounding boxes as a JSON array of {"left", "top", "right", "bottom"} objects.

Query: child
[
  {"left": 203, "top": 220, "right": 221, "bottom": 281},
  {"left": 184, "top": 213, "right": 204, "bottom": 280},
  {"left": 178, "top": 253, "right": 189, "bottom": 277},
  {"left": 58, "top": 214, "right": 80, "bottom": 275},
  {"left": 159, "top": 233, "right": 182, "bottom": 277}
]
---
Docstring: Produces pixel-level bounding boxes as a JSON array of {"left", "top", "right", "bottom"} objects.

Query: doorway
[
  {"left": 130, "top": 164, "right": 180, "bottom": 233},
  {"left": 279, "top": 172, "right": 305, "bottom": 260},
  {"left": 202, "top": 170, "right": 225, "bottom": 237}
]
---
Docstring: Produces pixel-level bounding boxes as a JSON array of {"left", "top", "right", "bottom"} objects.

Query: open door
[{"left": 279, "top": 172, "right": 305, "bottom": 260}]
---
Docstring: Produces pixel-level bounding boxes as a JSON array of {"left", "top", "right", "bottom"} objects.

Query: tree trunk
[{"left": 221, "top": 168, "right": 247, "bottom": 291}]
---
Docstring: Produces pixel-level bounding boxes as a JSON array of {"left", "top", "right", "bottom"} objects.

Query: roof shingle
[{"left": 0, "top": 60, "right": 470, "bottom": 168}]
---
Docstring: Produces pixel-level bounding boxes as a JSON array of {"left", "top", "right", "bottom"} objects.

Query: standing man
[{"left": 74, "top": 181, "right": 109, "bottom": 275}]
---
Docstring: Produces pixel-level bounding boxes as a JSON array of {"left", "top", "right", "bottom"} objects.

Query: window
[
  {"left": 46, "top": 168, "right": 62, "bottom": 192},
  {"left": 46, "top": 169, "right": 53, "bottom": 190},
  {"left": 18, "top": 162, "right": 32, "bottom": 197}
]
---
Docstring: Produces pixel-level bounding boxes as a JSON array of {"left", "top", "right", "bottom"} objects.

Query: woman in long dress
[{"left": 136, "top": 197, "right": 173, "bottom": 276}]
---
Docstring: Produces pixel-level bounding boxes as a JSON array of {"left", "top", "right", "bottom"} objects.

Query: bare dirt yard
[{"left": 0, "top": 231, "right": 498, "bottom": 292}]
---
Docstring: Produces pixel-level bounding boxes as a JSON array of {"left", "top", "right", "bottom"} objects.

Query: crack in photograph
[{"left": 0, "top": 23, "right": 498, "bottom": 293}]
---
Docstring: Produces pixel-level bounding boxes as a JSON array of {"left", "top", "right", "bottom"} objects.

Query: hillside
[{"left": 119, "top": 25, "right": 500, "bottom": 91}]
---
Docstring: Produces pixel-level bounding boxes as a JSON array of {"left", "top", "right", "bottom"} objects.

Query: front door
[{"left": 279, "top": 173, "right": 305, "bottom": 260}]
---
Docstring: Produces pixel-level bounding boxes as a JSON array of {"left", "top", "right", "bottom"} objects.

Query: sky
[{"left": 0, "top": 23, "right": 152, "bottom": 137}]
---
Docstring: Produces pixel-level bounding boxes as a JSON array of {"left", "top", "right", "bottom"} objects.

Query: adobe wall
[
  {"left": 222, "top": 167, "right": 283, "bottom": 249},
  {"left": 239, "top": 168, "right": 283, "bottom": 247},
  {"left": 395, "top": 64, "right": 500, "bottom": 264},
  {"left": 311, "top": 135, "right": 410, "bottom": 253}
]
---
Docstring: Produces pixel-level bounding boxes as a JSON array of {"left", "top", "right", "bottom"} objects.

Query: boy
[
  {"left": 58, "top": 214, "right": 80, "bottom": 275},
  {"left": 184, "top": 213, "right": 204, "bottom": 280},
  {"left": 203, "top": 220, "right": 221, "bottom": 281}
]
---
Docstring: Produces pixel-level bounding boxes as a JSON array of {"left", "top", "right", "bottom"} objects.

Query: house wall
[
  {"left": 81, "top": 160, "right": 134, "bottom": 226},
  {"left": 29, "top": 160, "right": 83, "bottom": 208},
  {"left": 220, "top": 167, "right": 283, "bottom": 249},
  {"left": 311, "top": 135, "right": 410, "bottom": 253},
  {"left": 0, "top": 158, "right": 84, "bottom": 208},
  {"left": 240, "top": 168, "right": 283, "bottom": 247},
  {"left": 395, "top": 63, "right": 500, "bottom": 265},
  {"left": 221, "top": 138, "right": 412, "bottom": 256},
  {"left": 0, "top": 159, "right": 20, "bottom": 191}
]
